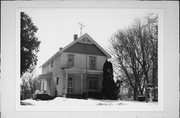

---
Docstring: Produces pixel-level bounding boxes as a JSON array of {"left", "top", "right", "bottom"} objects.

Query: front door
[{"left": 67, "top": 75, "right": 75, "bottom": 94}]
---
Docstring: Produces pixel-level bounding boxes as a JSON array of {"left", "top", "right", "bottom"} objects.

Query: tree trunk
[{"left": 133, "top": 87, "right": 138, "bottom": 100}]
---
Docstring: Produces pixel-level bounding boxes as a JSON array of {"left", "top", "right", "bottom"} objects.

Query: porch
[
  {"left": 63, "top": 67, "right": 103, "bottom": 98},
  {"left": 37, "top": 72, "right": 52, "bottom": 94}
]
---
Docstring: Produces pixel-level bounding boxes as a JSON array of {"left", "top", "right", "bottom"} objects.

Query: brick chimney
[
  {"left": 59, "top": 47, "right": 63, "bottom": 51},
  {"left": 74, "top": 34, "right": 78, "bottom": 41}
]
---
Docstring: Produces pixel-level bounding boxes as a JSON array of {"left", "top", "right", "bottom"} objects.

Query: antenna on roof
[{"left": 78, "top": 22, "right": 85, "bottom": 36}]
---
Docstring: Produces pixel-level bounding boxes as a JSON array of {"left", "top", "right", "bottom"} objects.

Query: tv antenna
[{"left": 78, "top": 22, "right": 85, "bottom": 36}]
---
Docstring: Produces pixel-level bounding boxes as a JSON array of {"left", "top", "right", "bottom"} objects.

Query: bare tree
[
  {"left": 21, "top": 71, "right": 40, "bottom": 99},
  {"left": 145, "top": 14, "right": 158, "bottom": 100},
  {"left": 109, "top": 14, "right": 158, "bottom": 101}
]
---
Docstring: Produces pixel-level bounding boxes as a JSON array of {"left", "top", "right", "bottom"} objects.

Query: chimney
[
  {"left": 59, "top": 47, "right": 63, "bottom": 51},
  {"left": 74, "top": 34, "right": 78, "bottom": 41}
]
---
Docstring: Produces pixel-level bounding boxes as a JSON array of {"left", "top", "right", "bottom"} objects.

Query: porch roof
[
  {"left": 64, "top": 67, "right": 103, "bottom": 74},
  {"left": 64, "top": 67, "right": 85, "bottom": 73},
  {"left": 85, "top": 70, "right": 103, "bottom": 74}
]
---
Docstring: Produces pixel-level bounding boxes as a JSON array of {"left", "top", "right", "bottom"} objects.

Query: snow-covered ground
[
  {"left": 19, "top": 97, "right": 160, "bottom": 111},
  {"left": 21, "top": 97, "right": 157, "bottom": 107}
]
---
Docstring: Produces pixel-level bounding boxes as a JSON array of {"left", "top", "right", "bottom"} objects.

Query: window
[
  {"left": 51, "top": 60, "right": 53, "bottom": 68},
  {"left": 88, "top": 77, "right": 98, "bottom": 90},
  {"left": 81, "top": 37, "right": 91, "bottom": 44},
  {"left": 56, "top": 77, "right": 59, "bottom": 85},
  {"left": 67, "top": 54, "right": 74, "bottom": 68},
  {"left": 89, "top": 56, "right": 96, "bottom": 70},
  {"left": 67, "top": 76, "right": 74, "bottom": 93}
]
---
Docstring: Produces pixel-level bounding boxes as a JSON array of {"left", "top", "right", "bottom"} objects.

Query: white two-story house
[{"left": 38, "top": 33, "right": 111, "bottom": 97}]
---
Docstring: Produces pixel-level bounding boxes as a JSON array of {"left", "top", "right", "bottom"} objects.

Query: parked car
[{"left": 33, "top": 90, "right": 52, "bottom": 100}]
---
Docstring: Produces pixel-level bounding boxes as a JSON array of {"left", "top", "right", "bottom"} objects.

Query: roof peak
[{"left": 40, "top": 33, "right": 111, "bottom": 68}]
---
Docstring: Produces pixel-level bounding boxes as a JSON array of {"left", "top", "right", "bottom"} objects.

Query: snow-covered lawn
[
  {"left": 21, "top": 97, "right": 157, "bottom": 107},
  {"left": 19, "top": 97, "right": 160, "bottom": 111}
]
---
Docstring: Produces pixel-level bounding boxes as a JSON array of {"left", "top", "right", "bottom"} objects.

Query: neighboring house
[{"left": 38, "top": 33, "right": 111, "bottom": 98}]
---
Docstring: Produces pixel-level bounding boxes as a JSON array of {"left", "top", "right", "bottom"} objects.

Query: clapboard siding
[{"left": 64, "top": 42, "right": 106, "bottom": 56}]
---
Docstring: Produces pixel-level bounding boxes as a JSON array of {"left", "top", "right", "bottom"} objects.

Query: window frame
[
  {"left": 67, "top": 75, "right": 75, "bottom": 93},
  {"left": 88, "top": 76, "right": 98, "bottom": 90},
  {"left": 67, "top": 54, "right": 74, "bottom": 68},
  {"left": 89, "top": 56, "right": 97, "bottom": 70},
  {"left": 51, "top": 60, "right": 53, "bottom": 68}
]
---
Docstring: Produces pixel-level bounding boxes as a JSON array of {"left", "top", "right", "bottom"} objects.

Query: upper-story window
[
  {"left": 67, "top": 54, "right": 74, "bottom": 68},
  {"left": 51, "top": 60, "right": 53, "bottom": 68},
  {"left": 89, "top": 56, "right": 96, "bottom": 70}
]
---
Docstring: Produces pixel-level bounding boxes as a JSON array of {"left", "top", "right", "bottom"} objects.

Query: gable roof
[{"left": 40, "top": 33, "right": 111, "bottom": 68}]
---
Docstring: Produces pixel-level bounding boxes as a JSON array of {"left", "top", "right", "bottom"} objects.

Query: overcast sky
[{"left": 22, "top": 8, "right": 157, "bottom": 76}]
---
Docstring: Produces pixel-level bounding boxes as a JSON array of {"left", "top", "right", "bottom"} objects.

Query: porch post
[
  {"left": 64, "top": 71, "right": 68, "bottom": 97},
  {"left": 80, "top": 73, "right": 83, "bottom": 94}
]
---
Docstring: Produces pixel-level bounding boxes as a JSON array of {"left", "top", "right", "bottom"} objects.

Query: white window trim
[{"left": 89, "top": 56, "right": 97, "bottom": 70}]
